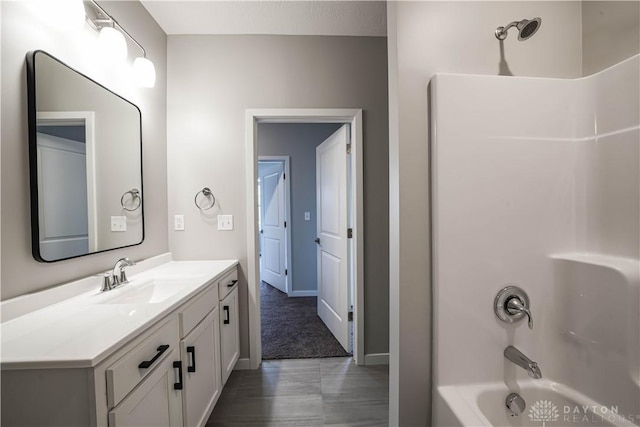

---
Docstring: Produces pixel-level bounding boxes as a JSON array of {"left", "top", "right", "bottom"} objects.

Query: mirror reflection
[{"left": 27, "top": 50, "right": 144, "bottom": 262}]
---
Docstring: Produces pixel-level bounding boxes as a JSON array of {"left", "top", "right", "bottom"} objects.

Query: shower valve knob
[{"left": 494, "top": 285, "right": 533, "bottom": 329}]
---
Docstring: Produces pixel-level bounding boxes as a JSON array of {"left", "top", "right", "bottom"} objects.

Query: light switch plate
[
  {"left": 174, "top": 215, "right": 185, "bottom": 231},
  {"left": 111, "top": 216, "right": 127, "bottom": 232},
  {"left": 218, "top": 214, "right": 233, "bottom": 231},
  {"left": 304, "top": 212, "right": 311, "bottom": 221}
]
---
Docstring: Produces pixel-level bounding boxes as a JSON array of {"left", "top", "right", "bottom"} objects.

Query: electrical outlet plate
[
  {"left": 304, "top": 212, "right": 311, "bottom": 221},
  {"left": 174, "top": 214, "right": 185, "bottom": 231},
  {"left": 111, "top": 216, "right": 127, "bottom": 232},
  {"left": 217, "top": 214, "right": 233, "bottom": 231}
]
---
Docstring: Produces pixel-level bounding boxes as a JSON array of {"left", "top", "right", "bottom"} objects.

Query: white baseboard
[
  {"left": 288, "top": 290, "right": 318, "bottom": 297},
  {"left": 364, "top": 353, "right": 389, "bottom": 365},
  {"left": 233, "top": 358, "right": 252, "bottom": 370}
]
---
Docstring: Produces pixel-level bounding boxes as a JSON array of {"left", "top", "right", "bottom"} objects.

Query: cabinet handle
[
  {"left": 173, "top": 361, "right": 183, "bottom": 390},
  {"left": 227, "top": 279, "right": 238, "bottom": 287},
  {"left": 138, "top": 344, "right": 170, "bottom": 369},
  {"left": 187, "top": 346, "right": 196, "bottom": 373},
  {"left": 223, "top": 305, "right": 230, "bottom": 324}
]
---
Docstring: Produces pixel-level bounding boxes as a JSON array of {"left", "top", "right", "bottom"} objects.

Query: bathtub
[{"left": 435, "top": 381, "right": 639, "bottom": 427}]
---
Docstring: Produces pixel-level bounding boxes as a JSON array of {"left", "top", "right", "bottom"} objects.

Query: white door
[
  {"left": 316, "top": 125, "right": 350, "bottom": 352},
  {"left": 258, "top": 161, "right": 287, "bottom": 293},
  {"left": 37, "top": 132, "right": 89, "bottom": 260}
]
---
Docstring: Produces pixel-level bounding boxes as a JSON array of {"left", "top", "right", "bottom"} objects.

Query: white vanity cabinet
[
  {"left": 0, "top": 261, "right": 239, "bottom": 427},
  {"left": 105, "top": 316, "right": 182, "bottom": 427},
  {"left": 178, "top": 284, "right": 222, "bottom": 427},
  {"left": 218, "top": 269, "right": 240, "bottom": 385},
  {"left": 108, "top": 349, "right": 183, "bottom": 427}
]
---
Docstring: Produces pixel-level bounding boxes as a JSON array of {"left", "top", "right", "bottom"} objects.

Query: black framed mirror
[{"left": 26, "top": 50, "right": 144, "bottom": 262}]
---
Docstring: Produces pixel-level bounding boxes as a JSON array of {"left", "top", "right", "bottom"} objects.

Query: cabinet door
[
  {"left": 220, "top": 287, "right": 239, "bottom": 385},
  {"left": 180, "top": 306, "right": 222, "bottom": 427},
  {"left": 108, "top": 350, "right": 182, "bottom": 427}
]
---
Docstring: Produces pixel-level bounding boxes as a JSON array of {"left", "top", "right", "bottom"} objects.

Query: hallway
[{"left": 260, "top": 281, "right": 350, "bottom": 360}]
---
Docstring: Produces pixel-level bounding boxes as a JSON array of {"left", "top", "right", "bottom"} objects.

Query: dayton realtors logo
[
  {"left": 528, "top": 400, "right": 559, "bottom": 426},
  {"left": 529, "top": 400, "right": 639, "bottom": 425}
]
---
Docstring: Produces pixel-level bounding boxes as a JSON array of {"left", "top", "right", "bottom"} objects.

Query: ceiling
[{"left": 140, "top": 1, "right": 387, "bottom": 36}]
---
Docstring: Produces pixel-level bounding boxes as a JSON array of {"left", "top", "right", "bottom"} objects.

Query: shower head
[{"left": 495, "top": 17, "right": 542, "bottom": 41}]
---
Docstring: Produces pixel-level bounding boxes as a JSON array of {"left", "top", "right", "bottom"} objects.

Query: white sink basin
[{"left": 93, "top": 277, "right": 188, "bottom": 305}]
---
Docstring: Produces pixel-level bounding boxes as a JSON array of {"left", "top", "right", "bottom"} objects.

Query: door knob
[{"left": 314, "top": 238, "right": 320, "bottom": 244}]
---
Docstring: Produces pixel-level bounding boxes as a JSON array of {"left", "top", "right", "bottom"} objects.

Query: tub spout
[{"left": 504, "top": 346, "right": 542, "bottom": 379}]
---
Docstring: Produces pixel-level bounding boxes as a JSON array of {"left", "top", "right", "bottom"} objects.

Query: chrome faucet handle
[
  {"left": 101, "top": 273, "right": 113, "bottom": 292},
  {"left": 506, "top": 297, "right": 533, "bottom": 329},
  {"left": 495, "top": 285, "right": 533, "bottom": 329}
]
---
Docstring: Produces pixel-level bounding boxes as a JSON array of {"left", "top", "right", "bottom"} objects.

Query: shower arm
[{"left": 495, "top": 21, "right": 521, "bottom": 40}]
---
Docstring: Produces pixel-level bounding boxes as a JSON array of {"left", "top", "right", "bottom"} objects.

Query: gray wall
[
  {"left": 582, "top": 1, "right": 640, "bottom": 76},
  {"left": 167, "top": 35, "right": 389, "bottom": 359},
  {"left": 1, "top": 1, "right": 168, "bottom": 300},
  {"left": 387, "top": 2, "right": 583, "bottom": 425},
  {"left": 258, "top": 123, "right": 342, "bottom": 294}
]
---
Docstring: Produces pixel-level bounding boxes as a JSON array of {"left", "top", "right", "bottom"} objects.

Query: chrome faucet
[
  {"left": 112, "top": 257, "right": 136, "bottom": 286},
  {"left": 101, "top": 258, "right": 136, "bottom": 292},
  {"left": 504, "top": 346, "right": 542, "bottom": 379}
]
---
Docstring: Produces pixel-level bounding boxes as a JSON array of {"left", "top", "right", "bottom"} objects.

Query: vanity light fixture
[
  {"left": 86, "top": 0, "right": 156, "bottom": 87},
  {"left": 97, "top": 25, "right": 128, "bottom": 63}
]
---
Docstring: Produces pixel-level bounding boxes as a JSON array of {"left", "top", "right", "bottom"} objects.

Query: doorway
[{"left": 246, "top": 109, "right": 364, "bottom": 368}]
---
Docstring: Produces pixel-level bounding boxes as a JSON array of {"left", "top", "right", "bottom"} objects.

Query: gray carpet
[{"left": 261, "top": 281, "right": 351, "bottom": 360}]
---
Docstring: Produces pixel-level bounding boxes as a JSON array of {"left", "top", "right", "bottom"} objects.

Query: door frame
[
  {"left": 246, "top": 109, "right": 364, "bottom": 367},
  {"left": 258, "top": 156, "right": 292, "bottom": 295},
  {"left": 36, "top": 111, "right": 97, "bottom": 251}
]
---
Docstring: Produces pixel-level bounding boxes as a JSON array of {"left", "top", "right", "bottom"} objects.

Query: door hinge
[
  {"left": 283, "top": 173, "right": 286, "bottom": 180},
  {"left": 285, "top": 269, "right": 288, "bottom": 276},
  {"left": 347, "top": 144, "right": 352, "bottom": 154},
  {"left": 284, "top": 221, "right": 287, "bottom": 228},
  {"left": 348, "top": 311, "right": 353, "bottom": 321},
  {"left": 347, "top": 228, "right": 353, "bottom": 238}
]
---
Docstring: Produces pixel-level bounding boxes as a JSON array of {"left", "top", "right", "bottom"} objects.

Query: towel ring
[
  {"left": 195, "top": 187, "right": 215, "bottom": 210},
  {"left": 121, "top": 188, "right": 141, "bottom": 212}
]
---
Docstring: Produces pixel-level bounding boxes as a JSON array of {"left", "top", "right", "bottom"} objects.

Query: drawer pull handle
[
  {"left": 138, "top": 344, "right": 170, "bottom": 369},
  {"left": 227, "top": 279, "right": 238, "bottom": 287},
  {"left": 173, "top": 361, "right": 183, "bottom": 390},
  {"left": 223, "top": 305, "right": 230, "bottom": 324},
  {"left": 187, "top": 346, "right": 196, "bottom": 373}
]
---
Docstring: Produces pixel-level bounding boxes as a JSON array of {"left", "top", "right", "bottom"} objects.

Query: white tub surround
[
  {"left": 1, "top": 258, "right": 238, "bottom": 370},
  {"left": 431, "top": 55, "right": 639, "bottom": 426}
]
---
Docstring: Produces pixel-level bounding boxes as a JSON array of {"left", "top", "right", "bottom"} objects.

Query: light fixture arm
[{"left": 88, "top": 0, "right": 147, "bottom": 58}]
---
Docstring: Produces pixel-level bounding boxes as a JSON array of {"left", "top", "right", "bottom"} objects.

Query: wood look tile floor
[{"left": 206, "top": 357, "right": 389, "bottom": 426}]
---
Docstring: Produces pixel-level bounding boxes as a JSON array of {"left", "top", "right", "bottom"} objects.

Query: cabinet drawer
[
  {"left": 179, "top": 283, "right": 218, "bottom": 338},
  {"left": 106, "top": 316, "right": 179, "bottom": 409},
  {"left": 218, "top": 268, "right": 238, "bottom": 301}
]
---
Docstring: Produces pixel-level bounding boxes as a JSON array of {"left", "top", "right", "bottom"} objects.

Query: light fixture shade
[
  {"left": 133, "top": 57, "right": 156, "bottom": 88},
  {"left": 98, "top": 27, "right": 127, "bottom": 63}
]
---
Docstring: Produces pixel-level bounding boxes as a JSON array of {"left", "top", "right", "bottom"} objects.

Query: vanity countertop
[{"left": 0, "top": 259, "right": 238, "bottom": 370}]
